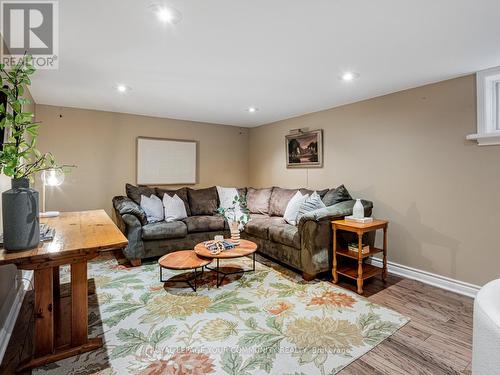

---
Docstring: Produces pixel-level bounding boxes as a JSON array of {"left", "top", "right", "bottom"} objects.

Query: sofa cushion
[
  {"left": 188, "top": 187, "right": 218, "bottom": 216},
  {"left": 126, "top": 183, "right": 155, "bottom": 205},
  {"left": 269, "top": 187, "right": 298, "bottom": 216},
  {"left": 183, "top": 215, "right": 225, "bottom": 233},
  {"left": 156, "top": 187, "right": 191, "bottom": 216},
  {"left": 244, "top": 215, "right": 285, "bottom": 239},
  {"left": 300, "top": 188, "right": 329, "bottom": 199},
  {"left": 269, "top": 224, "right": 301, "bottom": 249},
  {"left": 142, "top": 221, "right": 187, "bottom": 240},
  {"left": 322, "top": 185, "right": 352, "bottom": 206},
  {"left": 247, "top": 187, "right": 273, "bottom": 214}
]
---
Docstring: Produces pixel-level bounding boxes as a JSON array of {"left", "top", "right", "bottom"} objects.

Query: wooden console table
[
  {"left": 332, "top": 219, "right": 388, "bottom": 294},
  {"left": 0, "top": 210, "right": 128, "bottom": 371}
]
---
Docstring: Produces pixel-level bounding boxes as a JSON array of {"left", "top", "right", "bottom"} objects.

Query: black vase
[{"left": 2, "top": 177, "right": 40, "bottom": 251}]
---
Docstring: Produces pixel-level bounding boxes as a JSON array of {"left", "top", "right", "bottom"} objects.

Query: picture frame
[{"left": 285, "top": 129, "right": 323, "bottom": 168}]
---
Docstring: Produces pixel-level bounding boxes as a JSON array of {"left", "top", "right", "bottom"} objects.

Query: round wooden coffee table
[
  {"left": 158, "top": 250, "right": 212, "bottom": 292},
  {"left": 194, "top": 239, "right": 258, "bottom": 287}
]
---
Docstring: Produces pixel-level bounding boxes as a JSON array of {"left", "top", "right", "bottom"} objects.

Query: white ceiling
[{"left": 30, "top": 0, "right": 500, "bottom": 127}]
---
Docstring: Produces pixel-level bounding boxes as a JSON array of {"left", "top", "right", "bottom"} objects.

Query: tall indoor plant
[{"left": 0, "top": 56, "right": 62, "bottom": 250}]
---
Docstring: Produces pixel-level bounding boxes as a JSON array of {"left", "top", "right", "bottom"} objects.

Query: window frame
[{"left": 467, "top": 66, "right": 500, "bottom": 146}]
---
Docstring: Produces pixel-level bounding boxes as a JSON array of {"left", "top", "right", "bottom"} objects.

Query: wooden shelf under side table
[{"left": 332, "top": 219, "right": 388, "bottom": 294}]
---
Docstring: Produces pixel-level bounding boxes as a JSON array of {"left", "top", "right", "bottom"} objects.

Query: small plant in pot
[
  {"left": 0, "top": 56, "right": 68, "bottom": 251},
  {"left": 217, "top": 194, "right": 250, "bottom": 245}
]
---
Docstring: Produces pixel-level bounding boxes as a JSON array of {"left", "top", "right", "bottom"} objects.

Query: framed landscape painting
[{"left": 285, "top": 129, "right": 323, "bottom": 168}]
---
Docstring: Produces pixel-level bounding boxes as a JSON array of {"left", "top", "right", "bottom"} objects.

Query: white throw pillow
[
  {"left": 216, "top": 186, "right": 243, "bottom": 222},
  {"left": 140, "top": 194, "right": 164, "bottom": 223},
  {"left": 217, "top": 186, "right": 239, "bottom": 210},
  {"left": 163, "top": 194, "right": 188, "bottom": 222},
  {"left": 284, "top": 191, "right": 309, "bottom": 225},
  {"left": 296, "top": 191, "right": 327, "bottom": 223}
]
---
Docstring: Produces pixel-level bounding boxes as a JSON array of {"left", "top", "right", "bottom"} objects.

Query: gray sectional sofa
[{"left": 112, "top": 184, "right": 373, "bottom": 279}]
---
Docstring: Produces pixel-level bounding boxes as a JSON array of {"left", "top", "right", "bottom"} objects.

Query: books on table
[
  {"left": 347, "top": 243, "right": 371, "bottom": 254},
  {"left": 345, "top": 215, "right": 374, "bottom": 223},
  {"left": 0, "top": 224, "right": 55, "bottom": 245}
]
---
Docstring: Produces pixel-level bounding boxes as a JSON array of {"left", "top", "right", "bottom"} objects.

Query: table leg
[
  {"left": 193, "top": 267, "right": 197, "bottom": 292},
  {"left": 216, "top": 258, "right": 219, "bottom": 288},
  {"left": 71, "top": 261, "right": 88, "bottom": 346},
  {"left": 357, "top": 232, "right": 364, "bottom": 294},
  {"left": 18, "top": 261, "right": 103, "bottom": 372},
  {"left": 332, "top": 227, "right": 338, "bottom": 283},
  {"left": 52, "top": 266, "right": 63, "bottom": 347},
  {"left": 53, "top": 266, "right": 60, "bottom": 298},
  {"left": 382, "top": 225, "right": 388, "bottom": 281},
  {"left": 34, "top": 268, "right": 54, "bottom": 357}
]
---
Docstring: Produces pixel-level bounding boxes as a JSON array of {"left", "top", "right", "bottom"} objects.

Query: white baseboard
[
  {"left": 368, "top": 257, "right": 480, "bottom": 298},
  {"left": 0, "top": 271, "right": 33, "bottom": 363}
]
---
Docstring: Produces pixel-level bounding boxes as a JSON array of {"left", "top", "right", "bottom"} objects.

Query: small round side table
[{"left": 158, "top": 250, "right": 212, "bottom": 292}]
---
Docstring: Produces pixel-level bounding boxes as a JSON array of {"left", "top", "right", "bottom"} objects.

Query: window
[
  {"left": 496, "top": 81, "right": 500, "bottom": 131},
  {"left": 467, "top": 66, "right": 500, "bottom": 145}
]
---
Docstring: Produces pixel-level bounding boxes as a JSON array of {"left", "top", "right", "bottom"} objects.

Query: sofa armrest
[
  {"left": 112, "top": 196, "right": 148, "bottom": 226},
  {"left": 121, "top": 213, "right": 146, "bottom": 260},
  {"left": 297, "top": 199, "right": 373, "bottom": 275},
  {"left": 298, "top": 199, "right": 373, "bottom": 229}
]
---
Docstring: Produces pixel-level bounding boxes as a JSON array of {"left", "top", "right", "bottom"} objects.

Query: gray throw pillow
[
  {"left": 300, "top": 188, "right": 329, "bottom": 199},
  {"left": 297, "top": 192, "right": 326, "bottom": 223},
  {"left": 187, "top": 186, "right": 219, "bottom": 216},
  {"left": 322, "top": 185, "right": 352, "bottom": 206},
  {"left": 126, "top": 183, "right": 155, "bottom": 205},
  {"left": 246, "top": 187, "right": 273, "bottom": 214}
]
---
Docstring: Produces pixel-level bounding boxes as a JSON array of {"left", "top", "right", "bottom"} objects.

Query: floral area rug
[{"left": 35, "top": 254, "right": 408, "bottom": 375}]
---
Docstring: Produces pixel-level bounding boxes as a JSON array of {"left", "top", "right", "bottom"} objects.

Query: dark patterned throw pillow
[{"left": 322, "top": 185, "right": 352, "bottom": 206}]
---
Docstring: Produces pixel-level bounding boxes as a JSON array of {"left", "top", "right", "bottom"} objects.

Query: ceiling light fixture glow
[
  {"left": 116, "top": 84, "right": 129, "bottom": 93},
  {"left": 155, "top": 5, "right": 182, "bottom": 24},
  {"left": 341, "top": 71, "right": 359, "bottom": 82},
  {"left": 247, "top": 107, "right": 258, "bottom": 113}
]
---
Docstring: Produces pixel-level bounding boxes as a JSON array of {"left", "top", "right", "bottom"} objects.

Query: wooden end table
[
  {"left": 332, "top": 219, "right": 388, "bottom": 294},
  {"left": 0, "top": 210, "right": 128, "bottom": 371},
  {"left": 194, "top": 239, "right": 257, "bottom": 288},
  {"left": 158, "top": 250, "right": 212, "bottom": 292}
]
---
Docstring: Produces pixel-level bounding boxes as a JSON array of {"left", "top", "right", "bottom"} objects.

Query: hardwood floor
[
  {"left": 336, "top": 275, "right": 473, "bottom": 375},
  {"left": 0, "top": 262, "right": 473, "bottom": 375}
]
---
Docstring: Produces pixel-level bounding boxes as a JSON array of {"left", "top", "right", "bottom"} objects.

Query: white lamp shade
[{"left": 41, "top": 168, "right": 65, "bottom": 187}]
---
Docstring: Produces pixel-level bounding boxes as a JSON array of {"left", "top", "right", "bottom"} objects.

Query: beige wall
[
  {"left": 29, "top": 75, "right": 500, "bottom": 286},
  {"left": 35, "top": 105, "right": 249, "bottom": 216},
  {"left": 249, "top": 75, "right": 500, "bottom": 286}
]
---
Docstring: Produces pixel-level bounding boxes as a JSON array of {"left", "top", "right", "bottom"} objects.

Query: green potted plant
[
  {"left": 0, "top": 56, "right": 66, "bottom": 250},
  {"left": 217, "top": 194, "right": 250, "bottom": 245}
]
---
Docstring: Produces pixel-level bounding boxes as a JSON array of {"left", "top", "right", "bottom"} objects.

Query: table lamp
[{"left": 40, "top": 168, "right": 65, "bottom": 218}]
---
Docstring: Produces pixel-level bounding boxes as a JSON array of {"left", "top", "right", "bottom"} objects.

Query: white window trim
[{"left": 467, "top": 66, "right": 500, "bottom": 146}]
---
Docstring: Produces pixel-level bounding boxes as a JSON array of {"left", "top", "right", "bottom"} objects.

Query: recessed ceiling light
[
  {"left": 247, "top": 107, "right": 258, "bottom": 113},
  {"left": 155, "top": 5, "right": 182, "bottom": 24},
  {"left": 116, "top": 84, "right": 130, "bottom": 93},
  {"left": 341, "top": 72, "right": 359, "bottom": 82}
]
